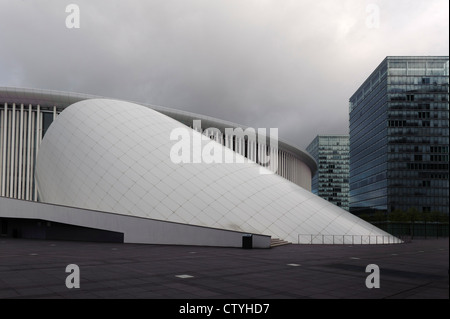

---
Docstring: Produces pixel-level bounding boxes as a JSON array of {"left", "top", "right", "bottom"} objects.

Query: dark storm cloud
[{"left": 0, "top": 0, "right": 448, "bottom": 149}]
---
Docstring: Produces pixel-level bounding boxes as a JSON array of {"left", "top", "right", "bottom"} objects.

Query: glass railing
[{"left": 297, "top": 234, "right": 403, "bottom": 245}]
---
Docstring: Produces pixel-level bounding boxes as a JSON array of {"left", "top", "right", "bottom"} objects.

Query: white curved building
[
  {"left": 0, "top": 87, "right": 398, "bottom": 246},
  {"left": 0, "top": 87, "right": 315, "bottom": 202}
]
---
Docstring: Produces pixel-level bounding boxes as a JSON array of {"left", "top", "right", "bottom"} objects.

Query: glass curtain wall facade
[
  {"left": 349, "top": 56, "right": 449, "bottom": 216},
  {"left": 306, "top": 135, "right": 350, "bottom": 211}
]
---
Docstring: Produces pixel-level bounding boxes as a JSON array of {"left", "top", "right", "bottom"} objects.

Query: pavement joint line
[{"left": 382, "top": 281, "right": 435, "bottom": 299}]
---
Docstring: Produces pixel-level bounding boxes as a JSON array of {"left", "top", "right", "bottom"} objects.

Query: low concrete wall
[{"left": 0, "top": 196, "right": 271, "bottom": 248}]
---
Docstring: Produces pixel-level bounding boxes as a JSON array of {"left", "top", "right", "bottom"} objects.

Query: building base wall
[
  {"left": 0, "top": 217, "right": 124, "bottom": 243},
  {"left": 0, "top": 196, "right": 271, "bottom": 248}
]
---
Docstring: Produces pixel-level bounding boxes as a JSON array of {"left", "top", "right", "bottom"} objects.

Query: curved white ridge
[{"left": 35, "top": 99, "right": 391, "bottom": 243}]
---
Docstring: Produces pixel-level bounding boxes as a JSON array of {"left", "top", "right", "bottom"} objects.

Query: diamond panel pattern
[{"left": 35, "top": 99, "right": 391, "bottom": 243}]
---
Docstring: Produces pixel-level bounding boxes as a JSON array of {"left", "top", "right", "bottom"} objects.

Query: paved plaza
[{"left": 0, "top": 237, "right": 448, "bottom": 299}]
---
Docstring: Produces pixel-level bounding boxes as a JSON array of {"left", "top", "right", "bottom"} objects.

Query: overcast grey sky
[{"left": 0, "top": 0, "right": 448, "bottom": 149}]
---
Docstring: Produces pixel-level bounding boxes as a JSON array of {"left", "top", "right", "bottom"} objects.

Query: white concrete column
[
  {"left": 277, "top": 150, "right": 280, "bottom": 176},
  {"left": 293, "top": 157, "right": 297, "bottom": 184},
  {"left": 28, "top": 108, "right": 35, "bottom": 201},
  {"left": 269, "top": 146, "right": 272, "bottom": 169},
  {"left": 1, "top": 104, "right": 7, "bottom": 196},
  {"left": 6, "top": 108, "right": 12, "bottom": 197},
  {"left": 285, "top": 153, "right": 288, "bottom": 179},
  {"left": 287, "top": 154, "right": 290, "bottom": 181},
  {"left": 261, "top": 143, "right": 264, "bottom": 166},
  {"left": 250, "top": 141, "right": 254, "bottom": 162},
  {"left": 286, "top": 153, "right": 289, "bottom": 180},
  {"left": 21, "top": 110, "right": 28, "bottom": 198},
  {"left": 262, "top": 144, "right": 266, "bottom": 168},
  {"left": 270, "top": 147, "right": 275, "bottom": 173},
  {"left": 36, "top": 105, "right": 41, "bottom": 151},
  {"left": 14, "top": 108, "right": 20, "bottom": 197},
  {"left": 274, "top": 148, "right": 279, "bottom": 175},
  {"left": 34, "top": 105, "right": 41, "bottom": 200},
  {"left": 292, "top": 157, "right": 295, "bottom": 182},
  {"left": 25, "top": 105, "right": 32, "bottom": 200},
  {"left": 10, "top": 104, "right": 17, "bottom": 198},
  {"left": 17, "top": 104, "right": 24, "bottom": 199},
  {"left": 0, "top": 108, "right": 3, "bottom": 196}
]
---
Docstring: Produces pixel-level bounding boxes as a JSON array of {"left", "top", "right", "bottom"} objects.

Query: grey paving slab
[{"left": 0, "top": 238, "right": 448, "bottom": 299}]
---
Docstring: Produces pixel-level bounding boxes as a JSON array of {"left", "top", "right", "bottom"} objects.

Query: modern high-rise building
[
  {"left": 349, "top": 56, "right": 449, "bottom": 216},
  {"left": 306, "top": 135, "right": 350, "bottom": 211}
]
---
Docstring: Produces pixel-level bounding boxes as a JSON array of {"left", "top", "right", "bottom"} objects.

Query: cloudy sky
[{"left": 0, "top": 0, "right": 448, "bottom": 149}]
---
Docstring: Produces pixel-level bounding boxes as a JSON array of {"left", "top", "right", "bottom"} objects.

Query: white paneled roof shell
[
  {"left": 35, "top": 99, "right": 392, "bottom": 243},
  {"left": 0, "top": 86, "right": 317, "bottom": 174}
]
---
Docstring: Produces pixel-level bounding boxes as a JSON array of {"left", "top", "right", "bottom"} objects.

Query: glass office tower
[
  {"left": 349, "top": 56, "right": 449, "bottom": 216},
  {"left": 306, "top": 135, "right": 350, "bottom": 211}
]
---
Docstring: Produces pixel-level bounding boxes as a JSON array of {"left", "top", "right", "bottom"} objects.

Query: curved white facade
[
  {"left": 35, "top": 99, "right": 393, "bottom": 244},
  {"left": 0, "top": 87, "right": 315, "bottom": 203}
]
